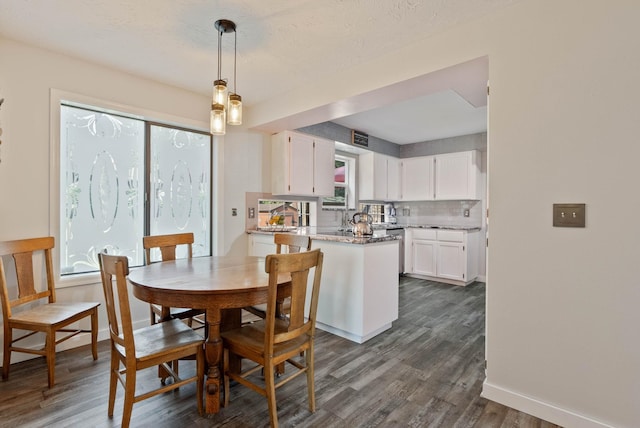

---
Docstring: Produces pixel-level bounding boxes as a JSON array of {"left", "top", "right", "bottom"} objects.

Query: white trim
[
  {"left": 481, "top": 381, "right": 615, "bottom": 428},
  {"left": 314, "top": 320, "right": 393, "bottom": 344},
  {"left": 49, "top": 88, "right": 212, "bottom": 286}
]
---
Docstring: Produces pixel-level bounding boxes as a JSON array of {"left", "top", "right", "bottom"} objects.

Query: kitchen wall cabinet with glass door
[{"left": 271, "top": 130, "right": 335, "bottom": 197}]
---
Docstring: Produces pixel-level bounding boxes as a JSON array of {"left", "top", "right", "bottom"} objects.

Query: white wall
[
  {"left": 220, "top": 127, "right": 272, "bottom": 257},
  {"left": 246, "top": 1, "right": 640, "bottom": 427}
]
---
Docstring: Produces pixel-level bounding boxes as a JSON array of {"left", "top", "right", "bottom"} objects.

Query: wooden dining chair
[
  {"left": 244, "top": 233, "right": 312, "bottom": 320},
  {"left": 274, "top": 233, "right": 312, "bottom": 255},
  {"left": 0, "top": 236, "right": 99, "bottom": 388},
  {"left": 222, "top": 248, "right": 324, "bottom": 428},
  {"left": 98, "top": 253, "right": 204, "bottom": 428},
  {"left": 143, "top": 233, "right": 205, "bottom": 328}
]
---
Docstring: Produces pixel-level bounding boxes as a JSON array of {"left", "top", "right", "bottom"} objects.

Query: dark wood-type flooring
[{"left": 0, "top": 277, "right": 560, "bottom": 427}]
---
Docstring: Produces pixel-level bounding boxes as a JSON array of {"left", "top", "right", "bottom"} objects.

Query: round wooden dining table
[{"left": 128, "top": 255, "right": 290, "bottom": 414}]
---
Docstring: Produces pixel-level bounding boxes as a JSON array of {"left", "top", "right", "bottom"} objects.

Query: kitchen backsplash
[
  {"left": 317, "top": 199, "right": 483, "bottom": 228},
  {"left": 394, "top": 200, "right": 483, "bottom": 227},
  {"left": 247, "top": 192, "right": 484, "bottom": 230}
]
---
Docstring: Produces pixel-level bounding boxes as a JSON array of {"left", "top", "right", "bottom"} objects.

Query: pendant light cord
[
  {"left": 233, "top": 30, "right": 237, "bottom": 94},
  {"left": 217, "top": 28, "right": 222, "bottom": 82}
]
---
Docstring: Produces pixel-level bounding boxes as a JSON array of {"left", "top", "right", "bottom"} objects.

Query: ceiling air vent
[{"left": 351, "top": 129, "right": 369, "bottom": 148}]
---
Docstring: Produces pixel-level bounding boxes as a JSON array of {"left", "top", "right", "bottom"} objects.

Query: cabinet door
[
  {"left": 412, "top": 239, "right": 437, "bottom": 276},
  {"left": 386, "top": 156, "right": 400, "bottom": 201},
  {"left": 435, "top": 151, "right": 479, "bottom": 200},
  {"left": 358, "top": 152, "right": 376, "bottom": 201},
  {"left": 373, "top": 154, "right": 388, "bottom": 200},
  {"left": 359, "top": 152, "right": 401, "bottom": 201},
  {"left": 437, "top": 241, "right": 465, "bottom": 281},
  {"left": 249, "top": 235, "right": 276, "bottom": 257},
  {"left": 312, "top": 137, "right": 335, "bottom": 197},
  {"left": 401, "top": 156, "right": 434, "bottom": 201},
  {"left": 288, "top": 133, "right": 315, "bottom": 196}
]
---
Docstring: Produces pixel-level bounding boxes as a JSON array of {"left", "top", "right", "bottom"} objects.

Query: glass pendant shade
[
  {"left": 210, "top": 103, "right": 226, "bottom": 135},
  {"left": 227, "top": 93, "right": 242, "bottom": 125},
  {"left": 211, "top": 19, "right": 241, "bottom": 135},
  {"left": 213, "top": 80, "right": 228, "bottom": 107}
]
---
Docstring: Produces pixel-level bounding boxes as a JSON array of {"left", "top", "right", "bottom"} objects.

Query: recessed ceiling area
[
  {"left": 253, "top": 56, "right": 489, "bottom": 145},
  {"left": 332, "top": 89, "right": 487, "bottom": 145}
]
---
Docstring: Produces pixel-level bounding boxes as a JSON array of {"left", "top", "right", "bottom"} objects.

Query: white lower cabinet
[
  {"left": 405, "top": 228, "right": 479, "bottom": 285},
  {"left": 411, "top": 237, "right": 437, "bottom": 276},
  {"left": 248, "top": 234, "right": 276, "bottom": 257},
  {"left": 436, "top": 241, "right": 465, "bottom": 281}
]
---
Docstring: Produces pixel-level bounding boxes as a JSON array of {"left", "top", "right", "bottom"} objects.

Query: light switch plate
[{"left": 553, "top": 203, "right": 585, "bottom": 227}]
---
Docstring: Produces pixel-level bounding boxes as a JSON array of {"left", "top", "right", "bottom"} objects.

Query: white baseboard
[
  {"left": 482, "top": 380, "right": 615, "bottom": 428},
  {"left": 315, "top": 320, "right": 392, "bottom": 344}
]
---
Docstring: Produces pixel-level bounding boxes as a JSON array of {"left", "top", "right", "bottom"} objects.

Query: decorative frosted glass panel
[
  {"left": 149, "top": 125, "right": 211, "bottom": 259},
  {"left": 60, "top": 105, "right": 145, "bottom": 274}
]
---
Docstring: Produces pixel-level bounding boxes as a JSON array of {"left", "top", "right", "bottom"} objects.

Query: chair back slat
[
  {"left": 13, "top": 252, "right": 37, "bottom": 298},
  {"left": 99, "top": 254, "right": 133, "bottom": 351},
  {"left": 274, "top": 234, "right": 312, "bottom": 254},
  {"left": 143, "top": 233, "right": 194, "bottom": 264},
  {"left": 264, "top": 249, "right": 323, "bottom": 348},
  {"left": 0, "top": 237, "right": 56, "bottom": 319}
]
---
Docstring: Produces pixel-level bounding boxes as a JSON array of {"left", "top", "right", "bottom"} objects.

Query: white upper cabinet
[
  {"left": 359, "top": 152, "right": 400, "bottom": 201},
  {"left": 312, "top": 136, "right": 335, "bottom": 197},
  {"left": 434, "top": 150, "right": 481, "bottom": 200},
  {"left": 400, "top": 150, "right": 481, "bottom": 201},
  {"left": 400, "top": 156, "right": 435, "bottom": 201},
  {"left": 271, "top": 131, "right": 335, "bottom": 197}
]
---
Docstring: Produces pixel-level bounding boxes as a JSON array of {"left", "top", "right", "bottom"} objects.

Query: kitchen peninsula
[{"left": 248, "top": 228, "right": 399, "bottom": 344}]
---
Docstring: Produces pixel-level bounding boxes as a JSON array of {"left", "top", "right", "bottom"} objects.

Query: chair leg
[
  {"left": 149, "top": 305, "right": 157, "bottom": 325},
  {"left": 121, "top": 366, "right": 136, "bottom": 428},
  {"left": 306, "top": 346, "right": 316, "bottom": 413},
  {"left": 46, "top": 330, "right": 56, "bottom": 388},
  {"left": 91, "top": 309, "right": 99, "bottom": 360},
  {"left": 264, "top": 362, "right": 279, "bottom": 428},
  {"left": 222, "top": 349, "right": 230, "bottom": 407},
  {"left": 108, "top": 348, "right": 118, "bottom": 418},
  {"left": 2, "top": 328, "right": 11, "bottom": 381},
  {"left": 172, "top": 359, "right": 179, "bottom": 378},
  {"left": 197, "top": 346, "right": 204, "bottom": 415}
]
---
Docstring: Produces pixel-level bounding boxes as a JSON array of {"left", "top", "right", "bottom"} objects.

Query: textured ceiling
[{"left": 0, "top": 0, "right": 517, "bottom": 143}]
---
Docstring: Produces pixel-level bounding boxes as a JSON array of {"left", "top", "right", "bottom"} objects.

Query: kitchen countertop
[
  {"left": 248, "top": 227, "right": 399, "bottom": 245},
  {"left": 382, "top": 224, "right": 482, "bottom": 231},
  {"left": 248, "top": 223, "right": 481, "bottom": 244}
]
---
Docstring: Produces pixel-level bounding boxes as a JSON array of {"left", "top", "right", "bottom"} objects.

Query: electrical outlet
[
  {"left": 232, "top": 208, "right": 237, "bottom": 217},
  {"left": 463, "top": 209, "right": 470, "bottom": 217},
  {"left": 248, "top": 207, "right": 255, "bottom": 218}
]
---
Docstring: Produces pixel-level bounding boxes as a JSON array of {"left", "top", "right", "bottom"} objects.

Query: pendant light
[
  {"left": 227, "top": 25, "right": 242, "bottom": 126},
  {"left": 210, "top": 19, "right": 242, "bottom": 135}
]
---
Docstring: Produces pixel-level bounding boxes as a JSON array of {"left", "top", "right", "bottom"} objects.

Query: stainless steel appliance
[
  {"left": 387, "top": 227, "right": 404, "bottom": 274},
  {"left": 350, "top": 212, "right": 374, "bottom": 236},
  {"left": 385, "top": 203, "right": 397, "bottom": 224}
]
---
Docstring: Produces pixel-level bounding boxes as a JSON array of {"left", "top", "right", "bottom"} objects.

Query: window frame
[
  {"left": 50, "top": 89, "right": 214, "bottom": 287},
  {"left": 322, "top": 153, "right": 356, "bottom": 210}
]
